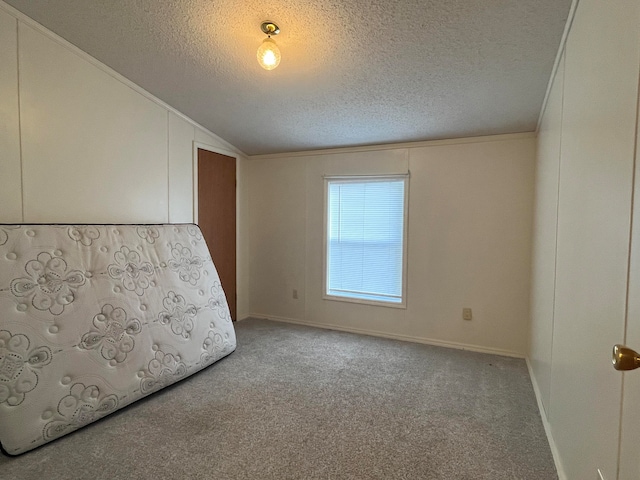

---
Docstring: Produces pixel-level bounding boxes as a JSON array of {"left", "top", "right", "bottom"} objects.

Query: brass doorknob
[{"left": 613, "top": 344, "right": 640, "bottom": 371}]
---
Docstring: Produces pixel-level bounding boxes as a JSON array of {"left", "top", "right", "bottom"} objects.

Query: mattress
[{"left": 0, "top": 224, "right": 236, "bottom": 454}]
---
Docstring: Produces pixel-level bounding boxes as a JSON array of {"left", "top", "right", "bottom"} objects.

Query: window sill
[{"left": 322, "top": 293, "right": 407, "bottom": 310}]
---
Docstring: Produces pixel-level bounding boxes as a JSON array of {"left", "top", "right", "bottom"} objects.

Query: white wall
[
  {"left": 247, "top": 134, "right": 535, "bottom": 356},
  {"left": 0, "top": 7, "right": 21, "bottom": 222},
  {"left": 529, "top": 50, "right": 564, "bottom": 417},
  {"left": 529, "top": 0, "right": 640, "bottom": 478},
  {"left": 168, "top": 111, "right": 196, "bottom": 223},
  {"left": 0, "top": 3, "right": 249, "bottom": 319}
]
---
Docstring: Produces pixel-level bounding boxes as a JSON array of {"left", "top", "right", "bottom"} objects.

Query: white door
[{"left": 617, "top": 59, "right": 640, "bottom": 480}]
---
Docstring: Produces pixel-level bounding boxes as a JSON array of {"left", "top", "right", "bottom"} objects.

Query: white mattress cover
[{"left": 0, "top": 224, "right": 236, "bottom": 454}]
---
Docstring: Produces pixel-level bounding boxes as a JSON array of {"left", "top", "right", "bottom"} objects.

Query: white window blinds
[{"left": 325, "top": 176, "right": 407, "bottom": 305}]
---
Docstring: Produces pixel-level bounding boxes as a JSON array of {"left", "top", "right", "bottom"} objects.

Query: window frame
[{"left": 322, "top": 174, "right": 409, "bottom": 309}]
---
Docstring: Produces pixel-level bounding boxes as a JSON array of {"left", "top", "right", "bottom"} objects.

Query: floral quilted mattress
[{"left": 0, "top": 224, "right": 236, "bottom": 454}]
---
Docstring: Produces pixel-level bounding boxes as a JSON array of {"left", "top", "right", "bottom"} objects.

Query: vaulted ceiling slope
[{"left": 6, "top": 0, "right": 572, "bottom": 155}]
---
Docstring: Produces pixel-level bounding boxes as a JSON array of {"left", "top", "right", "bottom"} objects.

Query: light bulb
[{"left": 257, "top": 38, "right": 281, "bottom": 70}]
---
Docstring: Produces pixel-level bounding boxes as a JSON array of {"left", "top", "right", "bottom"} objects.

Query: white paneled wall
[
  {"left": 529, "top": 0, "right": 640, "bottom": 478},
  {"left": 247, "top": 135, "right": 535, "bottom": 356},
  {"left": 168, "top": 112, "right": 195, "bottom": 223},
  {"left": 0, "top": 3, "right": 243, "bottom": 224},
  {"left": 247, "top": 157, "right": 308, "bottom": 321},
  {"left": 19, "top": 22, "right": 168, "bottom": 223},
  {"left": 0, "top": 10, "right": 21, "bottom": 222},
  {"left": 0, "top": 3, "right": 249, "bottom": 318},
  {"left": 529, "top": 51, "right": 564, "bottom": 416},
  {"left": 407, "top": 139, "right": 534, "bottom": 355}
]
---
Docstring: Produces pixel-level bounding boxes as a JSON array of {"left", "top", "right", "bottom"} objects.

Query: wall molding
[
  {"left": 525, "top": 357, "right": 567, "bottom": 480},
  {"left": 0, "top": 0, "right": 245, "bottom": 158},
  {"left": 248, "top": 132, "right": 536, "bottom": 160},
  {"left": 243, "top": 314, "right": 526, "bottom": 358}
]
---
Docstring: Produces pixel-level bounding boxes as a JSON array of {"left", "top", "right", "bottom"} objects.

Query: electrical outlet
[
  {"left": 292, "top": 289, "right": 298, "bottom": 300},
  {"left": 462, "top": 308, "right": 472, "bottom": 320}
]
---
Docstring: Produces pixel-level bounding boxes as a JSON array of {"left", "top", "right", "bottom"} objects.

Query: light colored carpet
[{"left": 0, "top": 317, "right": 557, "bottom": 479}]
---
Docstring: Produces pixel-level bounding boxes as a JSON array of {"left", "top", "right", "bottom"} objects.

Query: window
[{"left": 324, "top": 175, "right": 408, "bottom": 307}]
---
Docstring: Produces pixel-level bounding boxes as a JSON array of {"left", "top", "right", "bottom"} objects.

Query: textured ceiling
[{"left": 5, "top": 0, "right": 572, "bottom": 155}]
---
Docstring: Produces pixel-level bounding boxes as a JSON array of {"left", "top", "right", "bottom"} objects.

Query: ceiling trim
[
  {"left": 535, "top": 0, "right": 580, "bottom": 132},
  {"left": 0, "top": 0, "right": 247, "bottom": 158},
  {"left": 247, "top": 132, "right": 537, "bottom": 160}
]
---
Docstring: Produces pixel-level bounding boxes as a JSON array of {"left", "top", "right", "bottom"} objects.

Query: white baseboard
[
  {"left": 525, "top": 357, "right": 567, "bottom": 480},
  {"left": 244, "top": 313, "right": 525, "bottom": 358}
]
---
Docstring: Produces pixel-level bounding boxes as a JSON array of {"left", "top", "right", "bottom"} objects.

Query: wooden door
[{"left": 197, "top": 148, "right": 236, "bottom": 321}]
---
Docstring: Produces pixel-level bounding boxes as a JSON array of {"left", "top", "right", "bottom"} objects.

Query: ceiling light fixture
[{"left": 257, "top": 21, "right": 281, "bottom": 70}]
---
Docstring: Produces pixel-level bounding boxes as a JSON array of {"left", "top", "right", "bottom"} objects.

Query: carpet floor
[{"left": 0, "top": 317, "right": 557, "bottom": 479}]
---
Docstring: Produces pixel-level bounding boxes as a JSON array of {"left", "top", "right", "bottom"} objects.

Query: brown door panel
[{"left": 197, "top": 149, "right": 237, "bottom": 321}]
